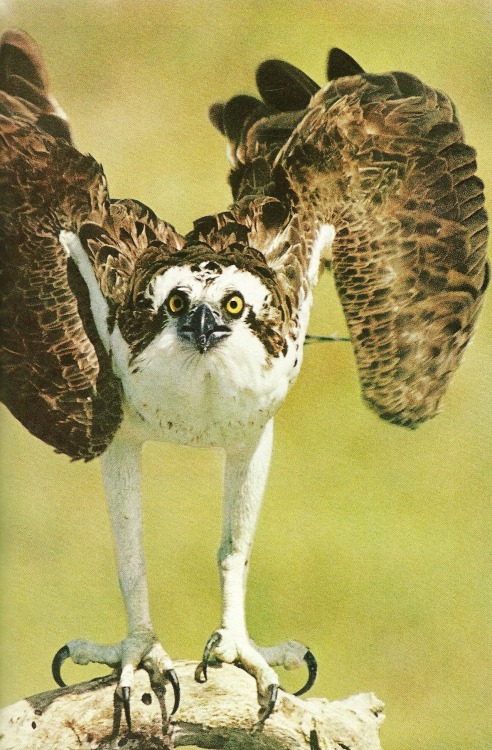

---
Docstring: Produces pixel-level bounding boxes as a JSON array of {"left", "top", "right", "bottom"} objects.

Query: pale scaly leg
[
  {"left": 52, "top": 434, "right": 179, "bottom": 727},
  {"left": 196, "top": 419, "right": 316, "bottom": 721}
]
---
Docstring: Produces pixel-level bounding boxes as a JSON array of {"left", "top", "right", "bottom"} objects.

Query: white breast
[{"left": 110, "top": 322, "right": 299, "bottom": 450}]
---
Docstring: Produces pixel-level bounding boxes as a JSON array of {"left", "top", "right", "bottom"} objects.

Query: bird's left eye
[
  {"left": 223, "top": 293, "right": 244, "bottom": 318},
  {"left": 167, "top": 291, "right": 189, "bottom": 315}
]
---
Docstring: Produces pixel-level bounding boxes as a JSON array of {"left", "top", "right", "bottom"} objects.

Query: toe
[
  {"left": 197, "top": 628, "right": 280, "bottom": 719},
  {"left": 51, "top": 639, "right": 122, "bottom": 687},
  {"left": 119, "top": 661, "right": 136, "bottom": 691},
  {"left": 255, "top": 640, "right": 318, "bottom": 695},
  {"left": 141, "top": 642, "right": 179, "bottom": 715}
]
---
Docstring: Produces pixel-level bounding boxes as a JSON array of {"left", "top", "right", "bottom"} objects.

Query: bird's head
[
  {"left": 153, "top": 266, "right": 253, "bottom": 355},
  {"left": 145, "top": 244, "right": 288, "bottom": 361},
  {"left": 118, "top": 235, "right": 291, "bottom": 371}
]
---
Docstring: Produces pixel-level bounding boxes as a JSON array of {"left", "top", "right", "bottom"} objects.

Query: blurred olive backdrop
[{"left": 1, "top": 1, "right": 491, "bottom": 748}]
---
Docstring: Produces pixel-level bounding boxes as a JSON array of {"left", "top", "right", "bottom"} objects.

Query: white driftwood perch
[{"left": 0, "top": 660, "right": 384, "bottom": 749}]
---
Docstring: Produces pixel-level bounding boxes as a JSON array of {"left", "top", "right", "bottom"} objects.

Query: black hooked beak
[{"left": 179, "top": 303, "right": 231, "bottom": 353}]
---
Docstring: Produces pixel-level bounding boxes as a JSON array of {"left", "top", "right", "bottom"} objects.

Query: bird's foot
[
  {"left": 52, "top": 627, "right": 179, "bottom": 730},
  {"left": 195, "top": 629, "right": 316, "bottom": 722}
]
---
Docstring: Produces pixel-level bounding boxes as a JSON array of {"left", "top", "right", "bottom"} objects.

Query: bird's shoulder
[{"left": 78, "top": 197, "right": 185, "bottom": 315}]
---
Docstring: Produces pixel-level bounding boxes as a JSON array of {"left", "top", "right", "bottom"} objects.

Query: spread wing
[
  {"left": 210, "top": 49, "right": 489, "bottom": 427},
  {"left": 0, "top": 30, "right": 184, "bottom": 459}
]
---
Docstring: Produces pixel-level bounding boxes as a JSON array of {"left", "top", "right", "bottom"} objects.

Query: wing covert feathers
[
  {"left": 212, "top": 53, "right": 489, "bottom": 426},
  {"left": 282, "top": 72, "right": 488, "bottom": 426},
  {"left": 0, "top": 31, "right": 185, "bottom": 459},
  {"left": 1, "top": 33, "right": 488, "bottom": 458},
  {"left": 0, "top": 118, "right": 122, "bottom": 459}
]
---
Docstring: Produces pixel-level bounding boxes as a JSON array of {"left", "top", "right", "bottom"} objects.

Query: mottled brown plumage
[
  {"left": 210, "top": 51, "right": 489, "bottom": 426},
  {"left": 0, "top": 116, "right": 121, "bottom": 459},
  {"left": 0, "top": 32, "right": 185, "bottom": 459}
]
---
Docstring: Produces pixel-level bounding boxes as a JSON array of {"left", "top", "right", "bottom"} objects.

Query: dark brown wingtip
[
  {"left": 0, "top": 28, "right": 73, "bottom": 142},
  {"left": 221, "top": 94, "right": 266, "bottom": 143},
  {"left": 327, "top": 48, "right": 365, "bottom": 80},
  {"left": 256, "top": 58, "right": 320, "bottom": 111},
  {"left": 209, "top": 102, "right": 226, "bottom": 134},
  {"left": 0, "top": 29, "right": 49, "bottom": 91},
  {"left": 36, "top": 113, "right": 72, "bottom": 142}
]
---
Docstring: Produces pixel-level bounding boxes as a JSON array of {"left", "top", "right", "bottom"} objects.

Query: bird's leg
[
  {"left": 197, "top": 419, "right": 277, "bottom": 720},
  {"left": 196, "top": 419, "right": 316, "bottom": 721},
  {"left": 52, "top": 434, "right": 179, "bottom": 726}
]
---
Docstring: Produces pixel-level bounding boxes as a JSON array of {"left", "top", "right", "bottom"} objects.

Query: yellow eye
[
  {"left": 167, "top": 291, "right": 188, "bottom": 315},
  {"left": 224, "top": 293, "right": 244, "bottom": 317}
]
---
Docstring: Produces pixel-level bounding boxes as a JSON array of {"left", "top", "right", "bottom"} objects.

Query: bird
[{"left": 0, "top": 29, "right": 488, "bottom": 728}]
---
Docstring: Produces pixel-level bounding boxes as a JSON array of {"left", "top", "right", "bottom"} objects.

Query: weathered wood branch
[{"left": 0, "top": 660, "right": 384, "bottom": 749}]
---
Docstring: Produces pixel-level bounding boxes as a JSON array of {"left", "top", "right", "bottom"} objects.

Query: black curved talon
[
  {"left": 194, "top": 662, "right": 206, "bottom": 683},
  {"left": 195, "top": 631, "right": 222, "bottom": 683},
  {"left": 257, "top": 683, "right": 278, "bottom": 724},
  {"left": 52, "top": 645, "right": 70, "bottom": 687},
  {"left": 121, "top": 686, "right": 132, "bottom": 731},
  {"left": 165, "top": 668, "right": 180, "bottom": 715},
  {"left": 294, "top": 649, "right": 318, "bottom": 697}
]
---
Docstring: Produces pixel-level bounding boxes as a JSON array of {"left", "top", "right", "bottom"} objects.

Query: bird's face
[{"left": 148, "top": 260, "right": 284, "bottom": 359}]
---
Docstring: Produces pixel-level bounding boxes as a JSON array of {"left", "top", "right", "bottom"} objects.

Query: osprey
[{"left": 0, "top": 31, "right": 488, "bottom": 725}]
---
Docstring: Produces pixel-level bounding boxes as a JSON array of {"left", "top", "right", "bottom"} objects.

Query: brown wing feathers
[
  {"left": 0, "top": 31, "right": 184, "bottom": 459},
  {"left": 210, "top": 50, "right": 488, "bottom": 427},
  {"left": 0, "top": 114, "right": 123, "bottom": 459},
  {"left": 1, "top": 31, "right": 488, "bottom": 456},
  {"left": 210, "top": 62, "right": 321, "bottom": 202},
  {"left": 286, "top": 71, "right": 488, "bottom": 426},
  {"left": 79, "top": 199, "right": 185, "bottom": 313}
]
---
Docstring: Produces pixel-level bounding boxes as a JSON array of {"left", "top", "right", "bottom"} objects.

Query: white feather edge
[
  {"left": 309, "top": 223, "right": 335, "bottom": 284},
  {"left": 266, "top": 221, "right": 335, "bottom": 285},
  {"left": 59, "top": 230, "right": 111, "bottom": 352}
]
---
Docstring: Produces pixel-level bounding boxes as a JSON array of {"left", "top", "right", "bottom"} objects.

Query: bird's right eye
[{"left": 167, "top": 291, "right": 188, "bottom": 315}]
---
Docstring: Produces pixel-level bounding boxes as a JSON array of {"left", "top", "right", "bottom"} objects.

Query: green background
[{"left": 1, "top": 2, "right": 491, "bottom": 748}]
